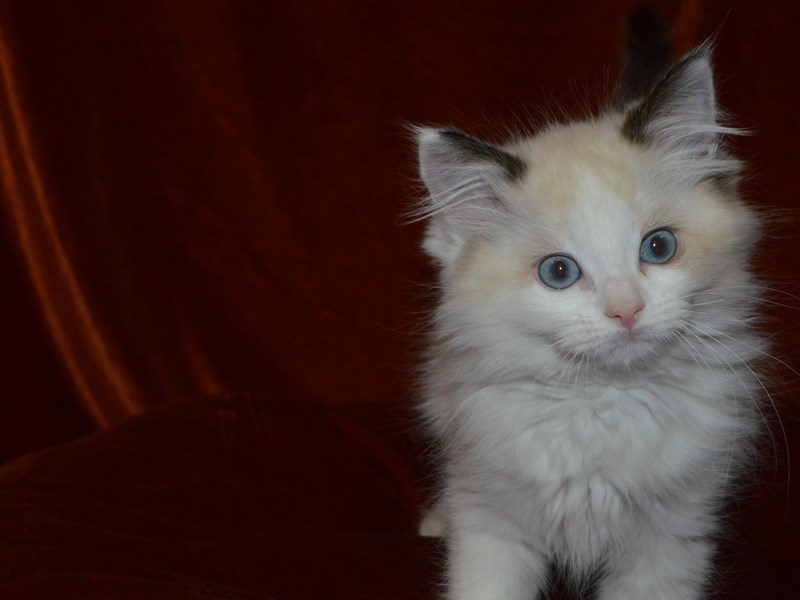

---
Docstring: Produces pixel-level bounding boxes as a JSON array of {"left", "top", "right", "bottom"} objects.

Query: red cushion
[{"left": 0, "top": 393, "right": 439, "bottom": 599}]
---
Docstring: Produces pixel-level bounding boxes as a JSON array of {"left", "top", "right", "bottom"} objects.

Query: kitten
[{"left": 414, "top": 28, "right": 767, "bottom": 600}]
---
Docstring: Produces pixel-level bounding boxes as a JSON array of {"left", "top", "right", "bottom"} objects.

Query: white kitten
[{"left": 415, "top": 43, "right": 767, "bottom": 600}]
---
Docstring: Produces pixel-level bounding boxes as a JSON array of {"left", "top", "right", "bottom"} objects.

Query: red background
[
  {"left": 3, "top": 0, "right": 798, "bottom": 457},
  {"left": 0, "top": 1, "right": 798, "bottom": 596}
]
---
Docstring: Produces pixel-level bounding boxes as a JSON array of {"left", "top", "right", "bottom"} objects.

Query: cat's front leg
[
  {"left": 445, "top": 524, "right": 548, "bottom": 600},
  {"left": 598, "top": 530, "right": 714, "bottom": 600}
]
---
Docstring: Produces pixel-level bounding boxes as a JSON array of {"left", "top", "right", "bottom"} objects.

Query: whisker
[
  {"left": 686, "top": 298, "right": 729, "bottom": 308},
  {"left": 685, "top": 291, "right": 800, "bottom": 312},
  {"left": 682, "top": 320, "right": 790, "bottom": 490},
  {"left": 711, "top": 285, "right": 800, "bottom": 303},
  {"left": 675, "top": 331, "right": 739, "bottom": 488},
  {"left": 683, "top": 318, "right": 800, "bottom": 380},
  {"left": 683, "top": 327, "right": 775, "bottom": 462}
]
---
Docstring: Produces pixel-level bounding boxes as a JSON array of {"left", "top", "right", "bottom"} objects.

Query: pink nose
[
  {"left": 605, "top": 302, "right": 644, "bottom": 329},
  {"left": 604, "top": 278, "right": 645, "bottom": 330}
]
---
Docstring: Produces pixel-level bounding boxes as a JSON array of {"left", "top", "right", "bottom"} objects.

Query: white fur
[{"left": 416, "top": 52, "right": 766, "bottom": 600}]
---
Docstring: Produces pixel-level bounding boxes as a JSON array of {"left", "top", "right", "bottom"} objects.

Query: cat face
[
  {"left": 417, "top": 46, "right": 760, "bottom": 380},
  {"left": 442, "top": 121, "right": 757, "bottom": 375}
]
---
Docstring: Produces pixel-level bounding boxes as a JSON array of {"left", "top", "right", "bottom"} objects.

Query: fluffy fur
[{"left": 415, "top": 43, "right": 767, "bottom": 600}]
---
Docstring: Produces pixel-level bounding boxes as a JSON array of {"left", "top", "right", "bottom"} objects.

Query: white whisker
[
  {"left": 684, "top": 318, "right": 800, "bottom": 379},
  {"left": 682, "top": 320, "right": 790, "bottom": 488}
]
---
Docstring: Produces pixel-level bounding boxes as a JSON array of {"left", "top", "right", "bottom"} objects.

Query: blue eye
[
  {"left": 640, "top": 229, "right": 677, "bottom": 264},
  {"left": 538, "top": 255, "right": 581, "bottom": 289}
]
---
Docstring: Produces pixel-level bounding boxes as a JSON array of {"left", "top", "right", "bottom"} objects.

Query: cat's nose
[
  {"left": 607, "top": 303, "right": 644, "bottom": 329},
  {"left": 604, "top": 278, "right": 645, "bottom": 330}
]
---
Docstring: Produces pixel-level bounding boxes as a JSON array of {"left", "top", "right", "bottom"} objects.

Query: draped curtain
[{"left": 1, "top": 0, "right": 798, "bottom": 460}]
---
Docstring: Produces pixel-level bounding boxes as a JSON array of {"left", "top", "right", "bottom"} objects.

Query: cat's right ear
[{"left": 414, "top": 127, "right": 525, "bottom": 267}]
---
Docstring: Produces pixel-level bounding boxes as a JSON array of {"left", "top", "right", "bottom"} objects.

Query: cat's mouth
[{"left": 590, "top": 328, "right": 664, "bottom": 372}]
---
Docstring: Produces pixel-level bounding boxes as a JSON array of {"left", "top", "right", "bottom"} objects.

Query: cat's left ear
[
  {"left": 622, "top": 43, "right": 735, "bottom": 167},
  {"left": 415, "top": 128, "right": 525, "bottom": 266}
]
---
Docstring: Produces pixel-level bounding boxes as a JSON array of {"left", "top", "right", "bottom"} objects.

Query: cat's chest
[{"left": 475, "top": 382, "right": 714, "bottom": 490}]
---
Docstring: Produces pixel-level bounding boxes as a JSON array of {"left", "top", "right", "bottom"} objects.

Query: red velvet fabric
[
  {"left": 0, "top": 0, "right": 798, "bottom": 597},
  {"left": 0, "top": 394, "right": 439, "bottom": 599},
  {"left": 1, "top": 0, "right": 798, "bottom": 442}
]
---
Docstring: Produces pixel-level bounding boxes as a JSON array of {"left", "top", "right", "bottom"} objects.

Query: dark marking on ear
[
  {"left": 622, "top": 100, "right": 653, "bottom": 144},
  {"left": 622, "top": 45, "right": 713, "bottom": 145},
  {"left": 439, "top": 129, "right": 527, "bottom": 182}
]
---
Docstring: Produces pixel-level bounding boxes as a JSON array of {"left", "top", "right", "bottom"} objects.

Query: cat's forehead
[
  {"left": 501, "top": 118, "right": 681, "bottom": 268},
  {"left": 512, "top": 118, "right": 642, "bottom": 214}
]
